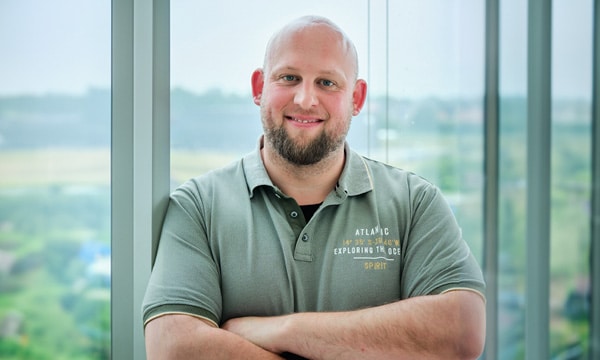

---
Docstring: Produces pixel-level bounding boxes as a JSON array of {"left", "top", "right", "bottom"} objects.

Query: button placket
[{"left": 294, "top": 229, "right": 312, "bottom": 261}]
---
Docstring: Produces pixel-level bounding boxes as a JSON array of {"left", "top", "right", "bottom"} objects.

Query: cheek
[
  {"left": 325, "top": 96, "right": 354, "bottom": 119},
  {"left": 263, "top": 88, "right": 291, "bottom": 111}
]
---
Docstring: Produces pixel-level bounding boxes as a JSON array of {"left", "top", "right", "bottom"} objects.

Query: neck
[{"left": 261, "top": 144, "right": 345, "bottom": 206}]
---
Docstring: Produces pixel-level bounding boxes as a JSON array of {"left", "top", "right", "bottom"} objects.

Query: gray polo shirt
[{"left": 142, "top": 143, "right": 485, "bottom": 327}]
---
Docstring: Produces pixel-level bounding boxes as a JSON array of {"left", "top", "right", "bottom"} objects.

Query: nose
[{"left": 294, "top": 82, "right": 318, "bottom": 109}]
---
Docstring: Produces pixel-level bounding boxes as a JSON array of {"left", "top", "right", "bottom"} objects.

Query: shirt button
[
  {"left": 301, "top": 233, "right": 309, "bottom": 242},
  {"left": 290, "top": 211, "right": 299, "bottom": 218}
]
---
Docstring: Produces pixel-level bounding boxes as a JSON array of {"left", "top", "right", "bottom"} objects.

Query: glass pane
[
  {"left": 550, "top": 0, "right": 593, "bottom": 357},
  {"left": 0, "top": 1, "right": 111, "bottom": 359},
  {"left": 498, "top": 1, "right": 594, "bottom": 358},
  {"left": 171, "top": 2, "right": 485, "bottom": 261},
  {"left": 171, "top": 0, "right": 485, "bottom": 355},
  {"left": 386, "top": 1, "right": 486, "bottom": 261}
]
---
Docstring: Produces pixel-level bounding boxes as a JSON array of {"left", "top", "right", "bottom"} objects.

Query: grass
[
  {"left": 170, "top": 150, "right": 240, "bottom": 184},
  {"left": 0, "top": 148, "right": 245, "bottom": 188},
  {"left": 0, "top": 149, "right": 110, "bottom": 187}
]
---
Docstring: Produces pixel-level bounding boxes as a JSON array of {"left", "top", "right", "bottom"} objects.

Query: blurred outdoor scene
[
  {"left": 0, "top": 88, "right": 592, "bottom": 359},
  {"left": 0, "top": 0, "right": 594, "bottom": 359}
]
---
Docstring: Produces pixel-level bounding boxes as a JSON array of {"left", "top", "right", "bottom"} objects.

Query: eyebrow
[{"left": 270, "top": 66, "right": 346, "bottom": 80}]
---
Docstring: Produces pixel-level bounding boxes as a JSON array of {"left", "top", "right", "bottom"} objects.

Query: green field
[{"left": 0, "top": 149, "right": 110, "bottom": 187}]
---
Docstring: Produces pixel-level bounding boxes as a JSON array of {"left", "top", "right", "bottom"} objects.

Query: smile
[{"left": 287, "top": 116, "right": 322, "bottom": 124}]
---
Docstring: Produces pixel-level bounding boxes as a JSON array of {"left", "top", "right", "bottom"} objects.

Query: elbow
[
  {"left": 458, "top": 313, "right": 486, "bottom": 359},
  {"left": 455, "top": 327, "right": 485, "bottom": 360},
  {"left": 449, "top": 291, "right": 487, "bottom": 360},
  {"left": 145, "top": 314, "right": 219, "bottom": 360}
]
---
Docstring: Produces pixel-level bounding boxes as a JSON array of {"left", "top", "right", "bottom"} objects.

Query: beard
[
  {"left": 263, "top": 115, "right": 349, "bottom": 166},
  {"left": 264, "top": 127, "right": 337, "bottom": 165}
]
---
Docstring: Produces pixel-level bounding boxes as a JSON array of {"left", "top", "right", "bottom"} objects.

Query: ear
[
  {"left": 251, "top": 68, "right": 265, "bottom": 106},
  {"left": 351, "top": 79, "right": 367, "bottom": 116}
]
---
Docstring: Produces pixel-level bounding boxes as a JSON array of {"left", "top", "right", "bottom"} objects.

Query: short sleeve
[
  {"left": 142, "top": 182, "right": 223, "bottom": 326},
  {"left": 400, "top": 182, "right": 485, "bottom": 299}
]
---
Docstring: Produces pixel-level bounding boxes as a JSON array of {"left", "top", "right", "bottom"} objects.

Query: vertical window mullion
[
  {"left": 525, "top": 0, "right": 552, "bottom": 359},
  {"left": 483, "top": 0, "right": 500, "bottom": 358},
  {"left": 591, "top": 1, "right": 600, "bottom": 358},
  {"left": 112, "top": 0, "right": 170, "bottom": 359},
  {"left": 111, "top": 0, "right": 134, "bottom": 358}
]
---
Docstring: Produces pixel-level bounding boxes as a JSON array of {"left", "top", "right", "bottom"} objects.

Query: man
[{"left": 143, "top": 15, "right": 486, "bottom": 359}]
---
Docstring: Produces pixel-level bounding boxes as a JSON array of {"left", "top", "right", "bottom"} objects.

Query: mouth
[{"left": 286, "top": 115, "right": 323, "bottom": 124}]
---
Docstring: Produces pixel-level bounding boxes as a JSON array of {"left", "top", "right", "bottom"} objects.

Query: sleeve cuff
[{"left": 143, "top": 304, "right": 219, "bottom": 328}]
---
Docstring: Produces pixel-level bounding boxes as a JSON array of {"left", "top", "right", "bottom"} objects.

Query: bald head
[{"left": 262, "top": 16, "right": 360, "bottom": 81}]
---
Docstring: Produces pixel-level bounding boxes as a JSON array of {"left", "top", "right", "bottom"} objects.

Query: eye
[
  {"left": 319, "top": 79, "right": 335, "bottom": 87},
  {"left": 282, "top": 75, "right": 298, "bottom": 82}
]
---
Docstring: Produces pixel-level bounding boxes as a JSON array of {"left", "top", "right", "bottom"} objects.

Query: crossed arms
[{"left": 145, "top": 289, "right": 485, "bottom": 360}]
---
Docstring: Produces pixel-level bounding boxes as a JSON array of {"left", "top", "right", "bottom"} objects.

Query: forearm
[
  {"left": 145, "top": 314, "right": 284, "bottom": 360},
  {"left": 224, "top": 290, "right": 485, "bottom": 360},
  {"left": 289, "top": 291, "right": 484, "bottom": 359}
]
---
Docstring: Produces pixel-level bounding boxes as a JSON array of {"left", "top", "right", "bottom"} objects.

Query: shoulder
[
  {"left": 347, "top": 152, "right": 452, "bottom": 221},
  {"left": 168, "top": 158, "right": 249, "bottom": 212},
  {"left": 177, "top": 158, "right": 246, "bottom": 193},
  {"left": 356, "top": 153, "right": 439, "bottom": 197}
]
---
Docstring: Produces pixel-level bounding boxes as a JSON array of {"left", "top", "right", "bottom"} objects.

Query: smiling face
[{"left": 252, "top": 17, "right": 367, "bottom": 166}]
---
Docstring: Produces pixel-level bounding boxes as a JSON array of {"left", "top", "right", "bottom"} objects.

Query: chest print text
[{"left": 332, "top": 226, "right": 400, "bottom": 270}]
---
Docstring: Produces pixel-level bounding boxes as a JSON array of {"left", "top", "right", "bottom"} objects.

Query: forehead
[{"left": 266, "top": 23, "right": 356, "bottom": 79}]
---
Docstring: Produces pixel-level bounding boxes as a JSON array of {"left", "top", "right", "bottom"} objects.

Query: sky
[
  {"left": 0, "top": 0, "right": 111, "bottom": 96},
  {"left": 0, "top": 0, "right": 594, "bottom": 100}
]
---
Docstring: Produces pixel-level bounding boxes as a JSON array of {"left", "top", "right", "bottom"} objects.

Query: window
[
  {"left": 549, "top": 0, "right": 592, "bottom": 356},
  {"left": 169, "top": 1, "right": 596, "bottom": 359},
  {"left": 170, "top": 2, "right": 485, "bottom": 265},
  {"left": 497, "top": 2, "right": 528, "bottom": 357},
  {"left": 385, "top": 1, "right": 485, "bottom": 262},
  {"left": 2, "top": 1, "right": 594, "bottom": 358},
  {"left": 497, "top": 0, "right": 594, "bottom": 358},
  {"left": 0, "top": 1, "right": 111, "bottom": 358}
]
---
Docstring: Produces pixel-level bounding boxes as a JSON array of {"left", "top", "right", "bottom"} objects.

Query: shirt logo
[
  {"left": 354, "top": 225, "right": 390, "bottom": 236},
  {"left": 333, "top": 225, "right": 400, "bottom": 270}
]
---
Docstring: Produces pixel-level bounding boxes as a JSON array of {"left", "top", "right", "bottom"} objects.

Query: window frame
[
  {"left": 591, "top": 1, "right": 600, "bottom": 359},
  {"left": 111, "top": 0, "right": 170, "bottom": 358}
]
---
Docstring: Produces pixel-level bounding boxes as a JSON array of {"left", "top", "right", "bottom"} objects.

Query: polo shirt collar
[{"left": 242, "top": 136, "right": 373, "bottom": 198}]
